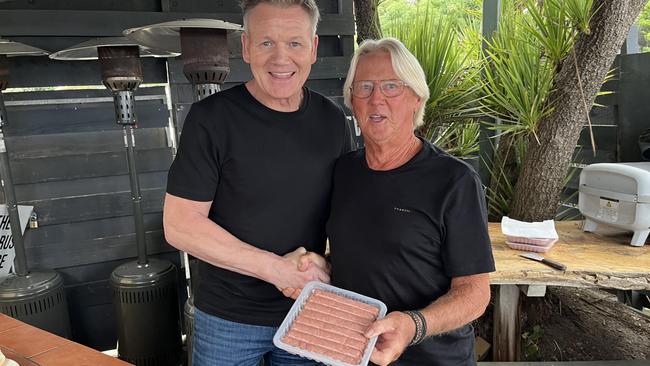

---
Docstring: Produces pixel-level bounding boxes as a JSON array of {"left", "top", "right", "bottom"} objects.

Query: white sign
[{"left": 0, "top": 205, "right": 34, "bottom": 279}]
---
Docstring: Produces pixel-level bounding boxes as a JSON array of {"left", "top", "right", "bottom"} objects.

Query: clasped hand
[{"left": 275, "top": 247, "right": 330, "bottom": 299}]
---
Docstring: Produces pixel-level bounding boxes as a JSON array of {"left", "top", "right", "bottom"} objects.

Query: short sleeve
[
  {"left": 441, "top": 169, "right": 495, "bottom": 277},
  {"left": 166, "top": 103, "right": 221, "bottom": 202}
]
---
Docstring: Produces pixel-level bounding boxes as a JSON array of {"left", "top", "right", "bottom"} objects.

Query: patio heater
[
  {"left": 124, "top": 19, "right": 241, "bottom": 101},
  {"left": 49, "top": 38, "right": 182, "bottom": 365},
  {"left": 124, "top": 19, "right": 241, "bottom": 364},
  {"left": 0, "top": 39, "right": 71, "bottom": 338}
]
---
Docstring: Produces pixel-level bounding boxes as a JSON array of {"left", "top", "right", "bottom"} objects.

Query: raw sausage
[{"left": 282, "top": 289, "right": 380, "bottom": 365}]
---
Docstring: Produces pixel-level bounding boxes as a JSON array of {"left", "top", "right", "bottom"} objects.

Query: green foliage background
[
  {"left": 379, "top": 0, "right": 482, "bottom": 31},
  {"left": 637, "top": 1, "right": 650, "bottom": 52}
]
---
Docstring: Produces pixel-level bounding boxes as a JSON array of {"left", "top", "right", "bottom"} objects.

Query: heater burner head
[
  {"left": 50, "top": 37, "right": 176, "bottom": 126},
  {"left": 180, "top": 28, "right": 230, "bottom": 84},
  {"left": 98, "top": 46, "right": 143, "bottom": 92},
  {"left": 0, "top": 40, "right": 49, "bottom": 91},
  {"left": 123, "top": 18, "right": 241, "bottom": 87}
]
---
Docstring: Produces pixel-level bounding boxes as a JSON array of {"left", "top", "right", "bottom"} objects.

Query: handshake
[{"left": 274, "top": 247, "right": 330, "bottom": 299}]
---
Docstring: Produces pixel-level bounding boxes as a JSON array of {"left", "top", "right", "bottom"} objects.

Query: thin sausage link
[
  {"left": 291, "top": 321, "right": 368, "bottom": 349},
  {"left": 313, "top": 290, "right": 379, "bottom": 316},
  {"left": 283, "top": 335, "right": 362, "bottom": 365},
  {"left": 294, "top": 316, "right": 367, "bottom": 342},
  {"left": 300, "top": 309, "right": 369, "bottom": 333},
  {"left": 311, "top": 293, "right": 377, "bottom": 321},
  {"left": 303, "top": 301, "right": 372, "bottom": 327},
  {"left": 284, "top": 329, "right": 363, "bottom": 358}
]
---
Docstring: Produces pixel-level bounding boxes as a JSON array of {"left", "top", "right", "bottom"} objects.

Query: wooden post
[{"left": 493, "top": 284, "right": 521, "bottom": 361}]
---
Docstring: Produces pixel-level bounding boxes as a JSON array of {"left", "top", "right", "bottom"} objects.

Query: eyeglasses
[{"left": 350, "top": 79, "right": 408, "bottom": 99}]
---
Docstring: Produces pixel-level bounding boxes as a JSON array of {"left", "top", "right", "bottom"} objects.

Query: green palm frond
[
  {"left": 561, "top": 0, "right": 597, "bottom": 35},
  {"left": 480, "top": 14, "right": 556, "bottom": 137},
  {"left": 385, "top": 8, "right": 485, "bottom": 155},
  {"left": 523, "top": 0, "right": 577, "bottom": 65}
]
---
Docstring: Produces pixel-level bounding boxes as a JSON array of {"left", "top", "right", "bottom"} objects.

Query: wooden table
[
  {"left": 0, "top": 313, "right": 132, "bottom": 366},
  {"left": 488, "top": 220, "right": 650, "bottom": 361}
]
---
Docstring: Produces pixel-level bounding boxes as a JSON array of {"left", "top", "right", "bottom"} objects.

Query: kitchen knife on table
[{"left": 519, "top": 252, "right": 566, "bottom": 271}]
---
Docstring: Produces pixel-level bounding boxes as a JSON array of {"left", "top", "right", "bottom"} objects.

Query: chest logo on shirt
[{"left": 393, "top": 207, "right": 411, "bottom": 213}]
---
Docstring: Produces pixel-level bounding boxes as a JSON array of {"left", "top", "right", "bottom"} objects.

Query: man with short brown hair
[{"left": 163, "top": 0, "right": 352, "bottom": 364}]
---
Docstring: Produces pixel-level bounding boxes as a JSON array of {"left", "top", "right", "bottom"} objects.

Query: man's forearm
[
  {"left": 164, "top": 203, "right": 278, "bottom": 282},
  {"left": 162, "top": 194, "right": 329, "bottom": 290},
  {"left": 419, "top": 273, "right": 491, "bottom": 337}
]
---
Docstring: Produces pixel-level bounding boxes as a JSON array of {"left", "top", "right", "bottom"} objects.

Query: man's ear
[
  {"left": 242, "top": 32, "right": 251, "bottom": 64},
  {"left": 311, "top": 35, "right": 319, "bottom": 64}
]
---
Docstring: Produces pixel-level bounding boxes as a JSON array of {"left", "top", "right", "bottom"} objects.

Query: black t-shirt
[
  {"left": 167, "top": 84, "right": 351, "bottom": 326},
  {"left": 327, "top": 139, "right": 495, "bottom": 366}
]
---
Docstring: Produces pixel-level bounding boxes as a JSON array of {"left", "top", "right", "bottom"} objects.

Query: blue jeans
[{"left": 193, "top": 308, "right": 321, "bottom": 366}]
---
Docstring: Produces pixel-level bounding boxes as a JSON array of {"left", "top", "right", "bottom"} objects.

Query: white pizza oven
[{"left": 578, "top": 162, "right": 650, "bottom": 246}]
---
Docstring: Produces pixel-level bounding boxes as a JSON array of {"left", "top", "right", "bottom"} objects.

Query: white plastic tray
[
  {"left": 273, "top": 281, "right": 387, "bottom": 366},
  {"left": 505, "top": 235, "right": 558, "bottom": 247},
  {"left": 506, "top": 240, "right": 557, "bottom": 253}
]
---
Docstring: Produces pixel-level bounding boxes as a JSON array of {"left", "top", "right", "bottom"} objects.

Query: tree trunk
[
  {"left": 353, "top": 0, "right": 381, "bottom": 45},
  {"left": 509, "top": 0, "right": 646, "bottom": 221}
]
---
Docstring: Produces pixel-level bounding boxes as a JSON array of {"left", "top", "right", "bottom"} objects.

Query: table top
[
  {"left": 0, "top": 314, "right": 131, "bottom": 366},
  {"left": 489, "top": 221, "right": 650, "bottom": 290}
]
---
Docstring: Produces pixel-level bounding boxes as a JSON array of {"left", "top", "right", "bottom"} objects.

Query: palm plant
[
  {"left": 384, "top": 10, "right": 485, "bottom": 157},
  {"left": 480, "top": 7, "right": 557, "bottom": 141},
  {"left": 480, "top": 0, "right": 599, "bottom": 219},
  {"left": 432, "top": 121, "right": 481, "bottom": 158},
  {"left": 481, "top": 0, "right": 599, "bottom": 138}
]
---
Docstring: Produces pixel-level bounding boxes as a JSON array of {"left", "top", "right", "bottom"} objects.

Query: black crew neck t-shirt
[
  {"left": 167, "top": 84, "right": 351, "bottom": 326},
  {"left": 327, "top": 139, "right": 495, "bottom": 366}
]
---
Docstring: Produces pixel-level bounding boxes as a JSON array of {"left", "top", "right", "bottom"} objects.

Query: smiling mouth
[
  {"left": 369, "top": 114, "right": 386, "bottom": 122},
  {"left": 269, "top": 72, "right": 295, "bottom": 79}
]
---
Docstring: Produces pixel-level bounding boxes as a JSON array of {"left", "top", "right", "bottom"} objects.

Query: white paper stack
[{"left": 501, "top": 216, "right": 559, "bottom": 253}]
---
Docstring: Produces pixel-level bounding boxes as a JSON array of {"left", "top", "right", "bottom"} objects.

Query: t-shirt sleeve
[
  {"left": 441, "top": 169, "right": 495, "bottom": 277},
  {"left": 166, "top": 104, "right": 220, "bottom": 202}
]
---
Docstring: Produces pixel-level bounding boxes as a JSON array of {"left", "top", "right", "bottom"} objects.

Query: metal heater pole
[
  {"left": 123, "top": 124, "right": 147, "bottom": 265},
  {"left": 99, "top": 45, "right": 149, "bottom": 265},
  {"left": 0, "top": 92, "right": 28, "bottom": 276}
]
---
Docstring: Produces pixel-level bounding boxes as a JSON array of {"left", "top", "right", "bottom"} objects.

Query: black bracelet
[{"left": 403, "top": 310, "right": 427, "bottom": 346}]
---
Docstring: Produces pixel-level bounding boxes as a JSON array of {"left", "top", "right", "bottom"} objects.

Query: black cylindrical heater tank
[
  {"left": 0, "top": 272, "right": 71, "bottom": 338},
  {"left": 111, "top": 259, "right": 181, "bottom": 366}
]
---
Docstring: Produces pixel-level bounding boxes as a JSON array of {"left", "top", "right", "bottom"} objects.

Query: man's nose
[
  {"left": 368, "top": 83, "right": 384, "bottom": 104},
  {"left": 270, "top": 44, "right": 289, "bottom": 63}
]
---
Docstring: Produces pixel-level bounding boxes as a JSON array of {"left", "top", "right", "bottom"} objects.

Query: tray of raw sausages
[{"left": 273, "top": 281, "right": 387, "bottom": 366}]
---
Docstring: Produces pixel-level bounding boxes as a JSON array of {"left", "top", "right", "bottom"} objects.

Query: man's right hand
[{"left": 276, "top": 247, "right": 330, "bottom": 299}]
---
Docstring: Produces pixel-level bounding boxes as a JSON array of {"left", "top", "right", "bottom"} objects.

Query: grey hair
[
  {"left": 240, "top": 0, "right": 321, "bottom": 36},
  {"left": 343, "top": 37, "right": 430, "bottom": 128}
]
